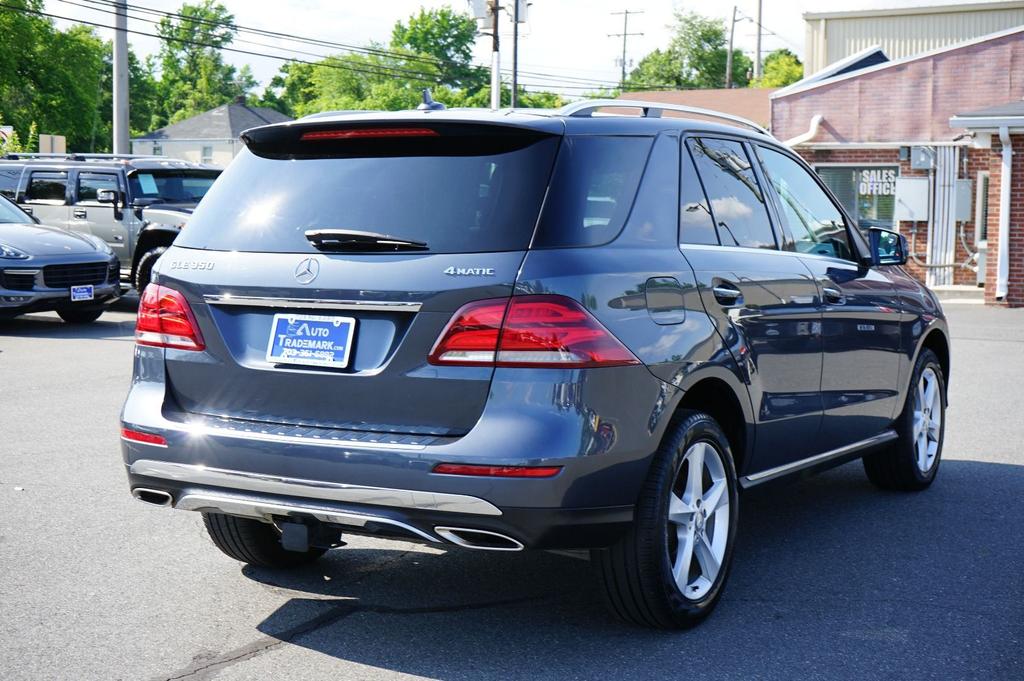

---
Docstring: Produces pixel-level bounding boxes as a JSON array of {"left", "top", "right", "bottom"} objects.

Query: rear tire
[
  {"left": 56, "top": 306, "right": 104, "bottom": 324},
  {"left": 202, "top": 512, "right": 326, "bottom": 568},
  {"left": 134, "top": 246, "right": 167, "bottom": 293},
  {"left": 593, "top": 410, "right": 739, "bottom": 629},
  {"left": 863, "top": 348, "right": 945, "bottom": 491}
]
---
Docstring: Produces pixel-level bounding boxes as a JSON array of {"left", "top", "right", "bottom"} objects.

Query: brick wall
[
  {"left": 797, "top": 147, "right": 982, "bottom": 287},
  {"left": 985, "top": 134, "right": 1024, "bottom": 306}
]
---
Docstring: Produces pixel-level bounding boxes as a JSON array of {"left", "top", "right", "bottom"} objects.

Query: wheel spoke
[
  {"left": 702, "top": 479, "right": 727, "bottom": 513},
  {"left": 923, "top": 372, "right": 937, "bottom": 413},
  {"left": 668, "top": 492, "right": 695, "bottom": 525},
  {"left": 913, "top": 410, "right": 924, "bottom": 439},
  {"left": 694, "top": 531, "right": 720, "bottom": 579},
  {"left": 917, "top": 432, "right": 929, "bottom": 469},
  {"left": 685, "top": 443, "right": 706, "bottom": 501},
  {"left": 673, "top": 525, "right": 696, "bottom": 587}
]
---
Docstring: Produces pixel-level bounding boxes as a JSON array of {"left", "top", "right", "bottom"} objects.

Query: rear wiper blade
[{"left": 304, "top": 229, "right": 429, "bottom": 252}]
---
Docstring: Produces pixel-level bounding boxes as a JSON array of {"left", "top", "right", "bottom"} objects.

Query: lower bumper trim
[{"left": 129, "top": 459, "right": 503, "bottom": 516}]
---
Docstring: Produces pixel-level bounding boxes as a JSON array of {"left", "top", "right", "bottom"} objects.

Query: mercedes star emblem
[{"left": 294, "top": 257, "right": 320, "bottom": 285}]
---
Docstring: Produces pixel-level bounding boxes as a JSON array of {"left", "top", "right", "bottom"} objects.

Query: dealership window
[
  {"left": 201, "top": 145, "right": 214, "bottom": 164},
  {"left": 814, "top": 165, "right": 898, "bottom": 232},
  {"left": 975, "top": 171, "right": 989, "bottom": 244},
  {"left": 152, "top": 143, "right": 163, "bottom": 156}
]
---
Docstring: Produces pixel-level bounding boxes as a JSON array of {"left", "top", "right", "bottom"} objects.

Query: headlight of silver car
[{"left": 0, "top": 243, "right": 30, "bottom": 259}]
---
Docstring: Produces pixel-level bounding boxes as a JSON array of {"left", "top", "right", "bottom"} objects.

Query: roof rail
[
  {"left": 556, "top": 99, "right": 771, "bottom": 136},
  {"left": 0, "top": 152, "right": 164, "bottom": 161}
]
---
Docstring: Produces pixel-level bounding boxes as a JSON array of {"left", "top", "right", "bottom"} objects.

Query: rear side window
[
  {"left": 757, "top": 146, "right": 855, "bottom": 261},
  {"left": 687, "top": 138, "right": 775, "bottom": 249},
  {"left": 680, "top": 144, "right": 718, "bottom": 245},
  {"left": 533, "top": 136, "right": 652, "bottom": 248},
  {"left": 27, "top": 172, "right": 68, "bottom": 203},
  {"left": 76, "top": 173, "right": 119, "bottom": 203},
  {"left": 0, "top": 166, "right": 21, "bottom": 199},
  {"left": 178, "top": 127, "right": 559, "bottom": 254}
]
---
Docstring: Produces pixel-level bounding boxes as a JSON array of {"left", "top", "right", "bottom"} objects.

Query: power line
[
  {"left": 609, "top": 9, "right": 643, "bottom": 89},
  {"left": 78, "top": 0, "right": 644, "bottom": 90}
]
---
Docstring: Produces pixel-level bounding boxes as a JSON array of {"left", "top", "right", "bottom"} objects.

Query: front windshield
[
  {"left": 0, "top": 195, "right": 33, "bottom": 224},
  {"left": 128, "top": 169, "right": 220, "bottom": 203}
]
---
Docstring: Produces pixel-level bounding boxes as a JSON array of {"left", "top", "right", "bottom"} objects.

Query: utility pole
[
  {"left": 609, "top": 10, "right": 643, "bottom": 89},
  {"left": 753, "top": 0, "right": 763, "bottom": 80},
  {"left": 490, "top": 0, "right": 501, "bottom": 109},
  {"left": 726, "top": 6, "right": 737, "bottom": 88},
  {"left": 511, "top": 0, "right": 519, "bottom": 108},
  {"left": 112, "top": 0, "right": 130, "bottom": 154}
]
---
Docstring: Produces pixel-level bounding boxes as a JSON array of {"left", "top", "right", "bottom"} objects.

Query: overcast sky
[{"left": 41, "top": 0, "right": 979, "bottom": 96}]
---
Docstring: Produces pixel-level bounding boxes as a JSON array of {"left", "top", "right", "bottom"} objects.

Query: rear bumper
[{"left": 126, "top": 460, "right": 634, "bottom": 550}]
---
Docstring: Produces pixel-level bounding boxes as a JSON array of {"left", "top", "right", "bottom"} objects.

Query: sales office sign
[{"left": 858, "top": 168, "right": 897, "bottom": 196}]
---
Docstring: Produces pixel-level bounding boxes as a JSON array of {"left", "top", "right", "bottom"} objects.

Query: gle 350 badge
[{"left": 168, "top": 260, "right": 215, "bottom": 271}]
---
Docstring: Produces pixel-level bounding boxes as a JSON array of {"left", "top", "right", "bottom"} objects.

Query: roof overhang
[{"left": 949, "top": 115, "right": 1024, "bottom": 133}]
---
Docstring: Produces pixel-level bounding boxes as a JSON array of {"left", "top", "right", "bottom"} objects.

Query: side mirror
[
  {"left": 96, "top": 189, "right": 117, "bottom": 205},
  {"left": 869, "top": 227, "right": 908, "bottom": 266}
]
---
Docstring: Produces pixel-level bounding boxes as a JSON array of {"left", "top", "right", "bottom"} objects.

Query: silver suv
[{"left": 0, "top": 154, "right": 220, "bottom": 291}]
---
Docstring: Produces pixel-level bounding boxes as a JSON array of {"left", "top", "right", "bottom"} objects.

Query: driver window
[
  {"left": 757, "top": 146, "right": 854, "bottom": 261},
  {"left": 76, "top": 173, "right": 119, "bottom": 204}
]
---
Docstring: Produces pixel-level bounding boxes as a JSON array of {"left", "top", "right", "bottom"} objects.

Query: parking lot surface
[{"left": 2, "top": 300, "right": 1022, "bottom": 680}]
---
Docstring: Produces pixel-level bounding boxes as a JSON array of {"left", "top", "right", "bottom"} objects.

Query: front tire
[
  {"left": 203, "top": 512, "right": 326, "bottom": 568},
  {"left": 593, "top": 410, "right": 739, "bottom": 628},
  {"left": 863, "top": 348, "right": 946, "bottom": 491},
  {"left": 56, "top": 306, "right": 104, "bottom": 324}
]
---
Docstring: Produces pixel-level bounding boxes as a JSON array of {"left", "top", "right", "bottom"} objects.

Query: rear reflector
[
  {"left": 300, "top": 128, "right": 440, "bottom": 141},
  {"left": 121, "top": 427, "right": 167, "bottom": 447},
  {"left": 135, "top": 284, "right": 205, "bottom": 351},
  {"left": 428, "top": 295, "right": 639, "bottom": 368},
  {"left": 432, "top": 463, "right": 562, "bottom": 478}
]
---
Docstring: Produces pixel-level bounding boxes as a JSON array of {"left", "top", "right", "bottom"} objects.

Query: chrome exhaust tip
[
  {"left": 434, "top": 526, "right": 524, "bottom": 552},
  {"left": 132, "top": 488, "right": 173, "bottom": 507}
]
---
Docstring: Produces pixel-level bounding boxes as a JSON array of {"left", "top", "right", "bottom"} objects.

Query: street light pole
[
  {"left": 726, "top": 6, "right": 737, "bottom": 89},
  {"left": 490, "top": 0, "right": 501, "bottom": 109},
  {"left": 511, "top": 0, "right": 519, "bottom": 108},
  {"left": 113, "top": 0, "right": 130, "bottom": 154}
]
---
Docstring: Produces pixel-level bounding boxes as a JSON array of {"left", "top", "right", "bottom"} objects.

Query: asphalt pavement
[{"left": 1, "top": 299, "right": 1022, "bottom": 680}]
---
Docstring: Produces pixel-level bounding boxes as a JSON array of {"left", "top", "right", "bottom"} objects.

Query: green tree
[
  {"left": 154, "top": 1, "right": 253, "bottom": 126},
  {"left": 624, "top": 10, "right": 751, "bottom": 90},
  {"left": 391, "top": 7, "right": 485, "bottom": 90},
  {"left": 752, "top": 49, "right": 803, "bottom": 87}
]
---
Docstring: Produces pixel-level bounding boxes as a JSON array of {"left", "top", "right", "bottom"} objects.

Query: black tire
[
  {"left": 863, "top": 348, "right": 946, "bottom": 491},
  {"left": 593, "top": 410, "right": 739, "bottom": 629},
  {"left": 56, "top": 306, "right": 105, "bottom": 324},
  {"left": 202, "top": 512, "right": 326, "bottom": 568},
  {"left": 134, "top": 246, "right": 167, "bottom": 293}
]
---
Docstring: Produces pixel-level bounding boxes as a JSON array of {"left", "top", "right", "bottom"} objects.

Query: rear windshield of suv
[{"left": 176, "top": 127, "right": 560, "bottom": 254}]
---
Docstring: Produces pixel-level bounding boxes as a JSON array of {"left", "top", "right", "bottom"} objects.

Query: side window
[
  {"left": 0, "top": 167, "right": 22, "bottom": 199},
  {"left": 687, "top": 137, "right": 776, "bottom": 249},
  {"left": 76, "top": 173, "right": 119, "bottom": 203},
  {"left": 757, "top": 146, "right": 854, "bottom": 261},
  {"left": 680, "top": 143, "right": 718, "bottom": 245},
  {"left": 26, "top": 172, "right": 68, "bottom": 203}
]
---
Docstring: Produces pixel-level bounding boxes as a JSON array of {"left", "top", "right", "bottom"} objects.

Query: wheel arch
[
  {"left": 131, "top": 226, "right": 179, "bottom": 283},
  {"left": 669, "top": 368, "right": 754, "bottom": 477},
  {"left": 916, "top": 325, "right": 951, "bottom": 400}
]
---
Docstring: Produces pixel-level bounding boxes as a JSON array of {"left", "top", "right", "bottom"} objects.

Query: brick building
[{"left": 772, "top": 26, "right": 1024, "bottom": 305}]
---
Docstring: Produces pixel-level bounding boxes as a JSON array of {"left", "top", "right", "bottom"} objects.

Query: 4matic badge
[{"left": 443, "top": 266, "right": 496, "bottom": 276}]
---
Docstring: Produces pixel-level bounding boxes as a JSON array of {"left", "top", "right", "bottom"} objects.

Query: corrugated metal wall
[{"left": 806, "top": 6, "right": 1024, "bottom": 73}]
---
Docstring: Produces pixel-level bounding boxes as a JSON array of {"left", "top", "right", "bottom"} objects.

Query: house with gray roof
[{"left": 131, "top": 96, "right": 292, "bottom": 166}]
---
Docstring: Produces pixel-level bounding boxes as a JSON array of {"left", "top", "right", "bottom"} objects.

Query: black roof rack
[{"left": 1, "top": 152, "right": 164, "bottom": 162}]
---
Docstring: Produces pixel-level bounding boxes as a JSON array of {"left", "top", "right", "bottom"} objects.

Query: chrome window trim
[
  {"left": 203, "top": 294, "right": 422, "bottom": 313},
  {"left": 129, "top": 459, "right": 503, "bottom": 516},
  {"left": 742, "top": 430, "right": 898, "bottom": 486}
]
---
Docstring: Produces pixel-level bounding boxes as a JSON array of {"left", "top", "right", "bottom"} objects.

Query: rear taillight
[
  {"left": 428, "top": 295, "right": 638, "bottom": 368},
  {"left": 135, "top": 284, "right": 205, "bottom": 351},
  {"left": 300, "top": 127, "right": 439, "bottom": 141},
  {"left": 120, "top": 427, "right": 167, "bottom": 447}
]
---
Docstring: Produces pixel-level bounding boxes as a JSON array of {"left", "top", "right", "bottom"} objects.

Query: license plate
[
  {"left": 266, "top": 313, "right": 356, "bottom": 369},
  {"left": 70, "top": 285, "right": 94, "bottom": 302}
]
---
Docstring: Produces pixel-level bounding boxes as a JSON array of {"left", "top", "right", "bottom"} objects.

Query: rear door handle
[
  {"left": 73, "top": 209, "right": 87, "bottom": 219},
  {"left": 822, "top": 286, "right": 845, "bottom": 305},
  {"left": 712, "top": 283, "right": 742, "bottom": 306}
]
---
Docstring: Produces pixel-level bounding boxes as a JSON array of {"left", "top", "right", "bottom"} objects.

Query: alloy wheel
[
  {"left": 913, "top": 367, "right": 942, "bottom": 473},
  {"left": 667, "top": 440, "right": 730, "bottom": 600}
]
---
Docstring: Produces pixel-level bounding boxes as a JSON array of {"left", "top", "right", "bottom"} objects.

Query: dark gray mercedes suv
[{"left": 121, "top": 99, "right": 949, "bottom": 629}]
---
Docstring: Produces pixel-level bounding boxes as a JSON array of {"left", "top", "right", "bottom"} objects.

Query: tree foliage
[
  {"left": 753, "top": 49, "right": 804, "bottom": 88},
  {"left": 624, "top": 11, "right": 751, "bottom": 90}
]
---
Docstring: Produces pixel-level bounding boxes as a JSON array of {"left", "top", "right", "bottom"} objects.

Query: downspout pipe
[
  {"left": 997, "top": 126, "right": 1012, "bottom": 300},
  {"left": 784, "top": 114, "right": 823, "bottom": 147}
]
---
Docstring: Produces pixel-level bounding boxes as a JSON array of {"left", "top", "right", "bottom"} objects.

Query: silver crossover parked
[{"left": 0, "top": 194, "right": 121, "bottom": 322}]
